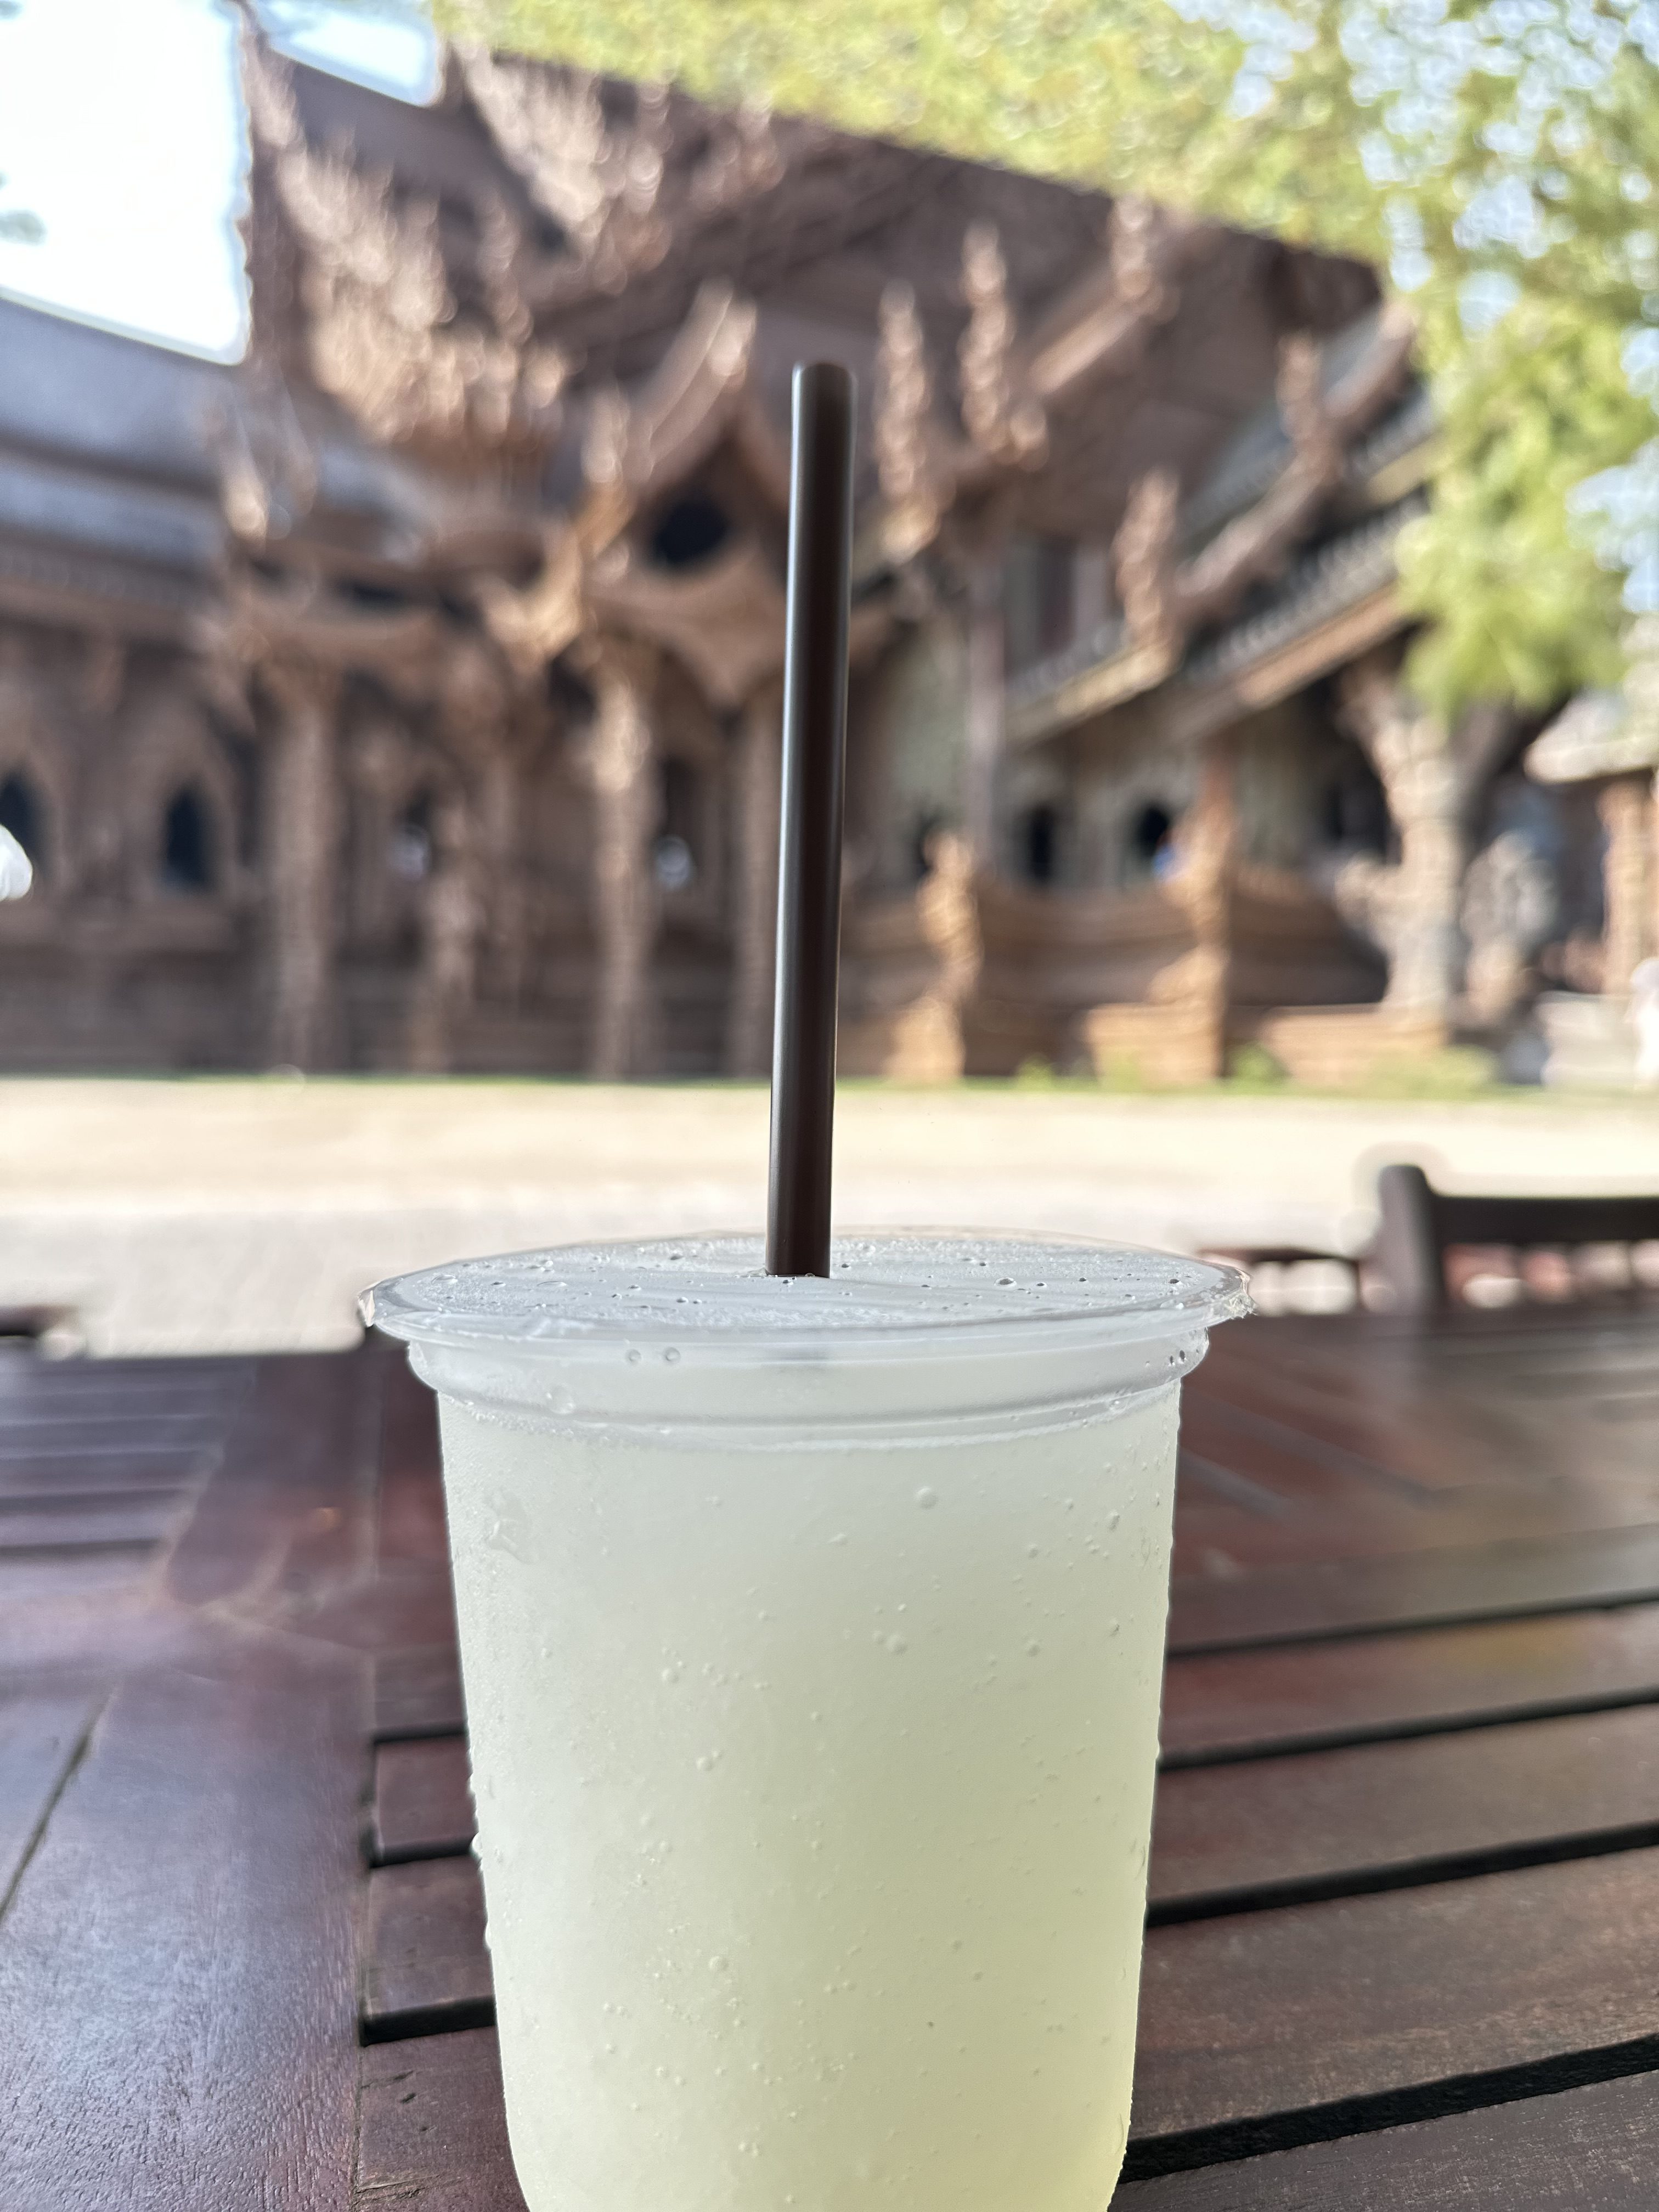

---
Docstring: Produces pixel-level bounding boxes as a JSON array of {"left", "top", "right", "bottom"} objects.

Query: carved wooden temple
[{"left": 0, "top": 28, "right": 1637, "bottom": 1078}]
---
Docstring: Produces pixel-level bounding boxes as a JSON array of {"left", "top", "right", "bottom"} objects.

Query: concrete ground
[{"left": 2, "top": 1076, "right": 1656, "bottom": 1354}]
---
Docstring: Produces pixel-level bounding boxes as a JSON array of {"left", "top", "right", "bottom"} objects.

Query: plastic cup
[{"left": 364, "top": 1233, "right": 1246, "bottom": 2212}]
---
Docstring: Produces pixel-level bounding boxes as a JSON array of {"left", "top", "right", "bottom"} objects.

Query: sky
[{"left": 0, "top": 0, "right": 437, "bottom": 362}]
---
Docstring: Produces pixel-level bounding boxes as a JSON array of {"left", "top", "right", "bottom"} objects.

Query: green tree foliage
[{"left": 438, "top": 0, "right": 1659, "bottom": 718}]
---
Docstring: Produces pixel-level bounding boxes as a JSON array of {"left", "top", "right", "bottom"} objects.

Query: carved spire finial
[
  {"left": 268, "top": 122, "right": 567, "bottom": 461},
  {"left": 458, "top": 49, "right": 672, "bottom": 292},
  {"left": 1113, "top": 470, "right": 1181, "bottom": 654},
  {"left": 874, "top": 281, "right": 945, "bottom": 562},
  {"left": 958, "top": 223, "right": 1046, "bottom": 469}
]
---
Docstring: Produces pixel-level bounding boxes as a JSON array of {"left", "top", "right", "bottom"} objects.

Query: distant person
[{"left": 1632, "top": 958, "right": 1659, "bottom": 1086}]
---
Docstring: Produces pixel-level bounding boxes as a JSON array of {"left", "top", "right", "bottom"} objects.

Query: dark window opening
[
  {"left": 650, "top": 494, "right": 731, "bottom": 571},
  {"left": 1130, "top": 804, "right": 1173, "bottom": 865},
  {"left": 162, "top": 786, "right": 214, "bottom": 894},
  {"left": 1022, "top": 803, "right": 1059, "bottom": 885},
  {"left": 656, "top": 758, "right": 699, "bottom": 890},
  {"left": 0, "top": 772, "right": 42, "bottom": 868},
  {"left": 1321, "top": 761, "right": 1390, "bottom": 855},
  {"left": 391, "top": 791, "right": 434, "bottom": 882}
]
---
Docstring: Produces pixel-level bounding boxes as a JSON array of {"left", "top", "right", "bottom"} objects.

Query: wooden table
[{"left": 5, "top": 1302, "right": 1659, "bottom": 2208}]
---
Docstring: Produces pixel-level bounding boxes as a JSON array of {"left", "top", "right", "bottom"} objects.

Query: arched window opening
[
  {"left": 1022, "top": 803, "right": 1059, "bottom": 885},
  {"left": 648, "top": 493, "right": 731, "bottom": 571},
  {"left": 654, "top": 758, "right": 699, "bottom": 890},
  {"left": 0, "top": 772, "right": 43, "bottom": 873},
  {"left": 162, "top": 786, "right": 215, "bottom": 894},
  {"left": 1126, "top": 802, "right": 1176, "bottom": 882},
  {"left": 391, "top": 791, "right": 434, "bottom": 882}
]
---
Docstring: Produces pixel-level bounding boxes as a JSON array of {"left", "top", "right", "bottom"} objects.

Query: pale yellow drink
[{"left": 366, "top": 1235, "right": 1244, "bottom": 2212}]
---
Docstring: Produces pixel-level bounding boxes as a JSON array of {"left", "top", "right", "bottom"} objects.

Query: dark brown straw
[{"left": 766, "top": 362, "right": 856, "bottom": 1278}]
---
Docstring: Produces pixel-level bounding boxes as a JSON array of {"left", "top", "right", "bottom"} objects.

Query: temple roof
[
  {"left": 249, "top": 36, "right": 1378, "bottom": 553},
  {"left": 0, "top": 298, "right": 228, "bottom": 634},
  {"left": 1528, "top": 618, "right": 1659, "bottom": 782}
]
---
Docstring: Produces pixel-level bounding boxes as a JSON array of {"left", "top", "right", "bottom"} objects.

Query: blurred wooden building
[{"left": 0, "top": 29, "right": 1634, "bottom": 1078}]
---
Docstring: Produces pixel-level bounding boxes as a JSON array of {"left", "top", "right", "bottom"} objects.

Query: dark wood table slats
[
  {"left": 1168, "top": 1520, "right": 1659, "bottom": 1654},
  {"left": 374, "top": 1647, "right": 466, "bottom": 1741},
  {"left": 1161, "top": 1599, "right": 1659, "bottom": 1763},
  {"left": 371, "top": 1737, "right": 475, "bottom": 1865},
  {"left": 0, "top": 1650, "right": 369, "bottom": 2211},
  {"left": 0, "top": 1492, "right": 196, "bottom": 1552},
  {"left": 362, "top": 1857, "right": 493, "bottom": 2042},
  {"left": 1115, "top": 2069, "right": 1659, "bottom": 2209},
  {"left": 1150, "top": 1703, "right": 1659, "bottom": 1917},
  {"left": 357, "top": 2028, "right": 527, "bottom": 2211},
  {"left": 4, "top": 1308, "right": 1658, "bottom": 2210},
  {"left": 1130, "top": 1844, "right": 1659, "bottom": 2163}
]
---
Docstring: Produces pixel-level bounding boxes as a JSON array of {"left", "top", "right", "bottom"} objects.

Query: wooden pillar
[
  {"left": 408, "top": 795, "right": 482, "bottom": 1075},
  {"left": 1599, "top": 772, "right": 1652, "bottom": 997},
  {"left": 263, "top": 657, "right": 342, "bottom": 1070},
  {"left": 725, "top": 677, "right": 782, "bottom": 1077},
  {"left": 437, "top": 641, "right": 527, "bottom": 1010},
  {"left": 1171, "top": 731, "right": 1239, "bottom": 1079},
  {"left": 476, "top": 741, "right": 531, "bottom": 1009},
  {"left": 963, "top": 542, "right": 1006, "bottom": 866},
  {"left": 586, "top": 642, "right": 659, "bottom": 1079}
]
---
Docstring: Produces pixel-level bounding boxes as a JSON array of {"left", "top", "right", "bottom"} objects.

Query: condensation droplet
[{"left": 915, "top": 1486, "right": 938, "bottom": 1510}]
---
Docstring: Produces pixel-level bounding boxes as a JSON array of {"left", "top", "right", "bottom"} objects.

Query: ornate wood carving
[
  {"left": 1148, "top": 733, "right": 1238, "bottom": 1079},
  {"left": 875, "top": 283, "right": 947, "bottom": 565},
  {"left": 458, "top": 52, "right": 672, "bottom": 290},
  {"left": 1175, "top": 307, "right": 1417, "bottom": 637},
  {"left": 871, "top": 204, "right": 1211, "bottom": 568},
  {"left": 196, "top": 569, "right": 441, "bottom": 699},
  {"left": 1018, "top": 201, "right": 1209, "bottom": 404},
  {"left": 590, "top": 537, "right": 787, "bottom": 711},
  {"left": 247, "top": 39, "right": 566, "bottom": 466},
  {"left": 1113, "top": 470, "right": 1181, "bottom": 657},
  {"left": 478, "top": 283, "right": 766, "bottom": 680},
  {"left": 433, "top": 634, "right": 537, "bottom": 1008},
  {"left": 1460, "top": 831, "right": 1558, "bottom": 1025},
  {"left": 914, "top": 828, "right": 984, "bottom": 1074},
  {"left": 958, "top": 224, "right": 1047, "bottom": 471},
  {"left": 457, "top": 50, "right": 785, "bottom": 318},
  {"left": 1336, "top": 659, "right": 1463, "bottom": 1015}
]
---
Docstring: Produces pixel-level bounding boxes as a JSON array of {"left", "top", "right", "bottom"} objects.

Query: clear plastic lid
[{"left": 363, "top": 1233, "right": 1249, "bottom": 1445}]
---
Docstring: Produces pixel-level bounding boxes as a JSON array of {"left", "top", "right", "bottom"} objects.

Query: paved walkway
[{"left": 2, "top": 1078, "right": 1656, "bottom": 1353}]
